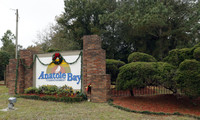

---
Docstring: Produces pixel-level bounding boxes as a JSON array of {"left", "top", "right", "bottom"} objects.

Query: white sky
[{"left": 0, "top": 0, "right": 64, "bottom": 48}]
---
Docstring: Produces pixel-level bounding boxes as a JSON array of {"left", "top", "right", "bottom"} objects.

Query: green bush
[
  {"left": 128, "top": 52, "right": 157, "bottom": 63},
  {"left": 117, "top": 62, "right": 156, "bottom": 90},
  {"left": 116, "top": 62, "right": 176, "bottom": 93},
  {"left": 106, "top": 59, "right": 125, "bottom": 84},
  {"left": 175, "top": 59, "right": 200, "bottom": 98},
  {"left": 39, "top": 85, "right": 58, "bottom": 95},
  {"left": 24, "top": 85, "right": 75, "bottom": 96},
  {"left": 163, "top": 48, "right": 193, "bottom": 67},
  {"left": 156, "top": 62, "right": 177, "bottom": 93},
  {"left": 193, "top": 47, "right": 200, "bottom": 61},
  {"left": 24, "top": 87, "right": 38, "bottom": 94},
  {"left": 16, "top": 95, "right": 84, "bottom": 102}
]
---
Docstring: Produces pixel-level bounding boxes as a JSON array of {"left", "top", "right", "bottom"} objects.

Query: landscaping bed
[
  {"left": 16, "top": 94, "right": 85, "bottom": 102},
  {"left": 18, "top": 85, "right": 87, "bottom": 102},
  {"left": 112, "top": 94, "right": 200, "bottom": 117}
]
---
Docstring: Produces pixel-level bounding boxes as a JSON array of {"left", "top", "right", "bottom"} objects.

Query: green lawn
[
  {"left": 0, "top": 81, "right": 4, "bottom": 84},
  {"left": 0, "top": 86, "right": 196, "bottom": 120}
]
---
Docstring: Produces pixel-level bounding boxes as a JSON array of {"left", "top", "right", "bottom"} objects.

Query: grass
[
  {"left": 0, "top": 86, "right": 197, "bottom": 120},
  {"left": 0, "top": 81, "right": 4, "bottom": 84}
]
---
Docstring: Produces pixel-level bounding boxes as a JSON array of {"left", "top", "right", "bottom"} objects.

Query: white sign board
[{"left": 34, "top": 51, "right": 81, "bottom": 90}]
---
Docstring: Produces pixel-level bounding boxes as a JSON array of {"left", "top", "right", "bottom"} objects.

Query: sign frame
[{"left": 33, "top": 50, "right": 82, "bottom": 90}]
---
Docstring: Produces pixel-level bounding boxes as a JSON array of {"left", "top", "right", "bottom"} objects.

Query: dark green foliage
[
  {"left": 163, "top": 48, "right": 193, "bottom": 67},
  {"left": 24, "top": 85, "right": 74, "bottom": 96},
  {"left": 16, "top": 95, "right": 84, "bottom": 102},
  {"left": 116, "top": 62, "right": 176, "bottom": 93},
  {"left": 106, "top": 59, "right": 125, "bottom": 84},
  {"left": 178, "top": 60, "right": 200, "bottom": 98},
  {"left": 35, "top": 0, "right": 200, "bottom": 61},
  {"left": 39, "top": 85, "right": 58, "bottom": 95},
  {"left": 156, "top": 62, "right": 177, "bottom": 93},
  {"left": 0, "top": 51, "right": 10, "bottom": 80},
  {"left": 175, "top": 59, "right": 200, "bottom": 98},
  {"left": 193, "top": 47, "right": 200, "bottom": 61},
  {"left": 24, "top": 87, "right": 38, "bottom": 94},
  {"left": 128, "top": 52, "right": 157, "bottom": 63},
  {"left": 76, "top": 92, "right": 87, "bottom": 100},
  {"left": 116, "top": 62, "right": 157, "bottom": 90},
  {"left": 0, "top": 30, "right": 16, "bottom": 59}
]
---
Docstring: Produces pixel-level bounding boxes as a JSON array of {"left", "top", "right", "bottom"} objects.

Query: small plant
[
  {"left": 24, "top": 87, "right": 38, "bottom": 94},
  {"left": 24, "top": 85, "right": 75, "bottom": 97}
]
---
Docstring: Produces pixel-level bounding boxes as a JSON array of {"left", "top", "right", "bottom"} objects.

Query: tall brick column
[
  {"left": 83, "top": 35, "right": 111, "bottom": 102},
  {"left": 6, "top": 59, "right": 17, "bottom": 94},
  {"left": 19, "top": 50, "right": 35, "bottom": 89},
  {"left": 5, "top": 50, "right": 35, "bottom": 94}
]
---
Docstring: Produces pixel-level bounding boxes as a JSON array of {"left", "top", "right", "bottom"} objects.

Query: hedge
[
  {"left": 106, "top": 59, "right": 125, "bottom": 84},
  {"left": 193, "top": 47, "right": 200, "bottom": 61},
  {"left": 16, "top": 94, "right": 85, "bottom": 102},
  {"left": 163, "top": 48, "right": 193, "bottom": 67},
  {"left": 116, "top": 62, "right": 176, "bottom": 93},
  {"left": 175, "top": 59, "right": 200, "bottom": 98},
  {"left": 128, "top": 52, "right": 157, "bottom": 63}
]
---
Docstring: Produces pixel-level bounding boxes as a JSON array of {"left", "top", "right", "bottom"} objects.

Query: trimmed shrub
[
  {"left": 24, "top": 87, "right": 38, "bottom": 94},
  {"left": 39, "top": 85, "right": 58, "bottom": 95},
  {"left": 16, "top": 95, "right": 84, "bottom": 102},
  {"left": 175, "top": 59, "right": 200, "bottom": 98},
  {"left": 24, "top": 85, "right": 74, "bottom": 96},
  {"left": 156, "top": 62, "right": 177, "bottom": 93},
  {"left": 116, "top": 62, "right": 152, "bottom": 90},
  {"left": 193, "top": 47, "right": 200, "bottom": 61},
  {"left": 116, "top": 62, "right": 176, "bottom": 93},
  {"left": 106, "top": 59, "right": 125, "bottom": 84},
  {"left": 128, "top": 52, "right": 157, "bottom": 63},
  {"left": 163, "top": 48, "right": 193, "bottom": 67}
]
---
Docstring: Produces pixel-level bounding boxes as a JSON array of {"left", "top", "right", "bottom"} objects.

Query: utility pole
[{"left": 15, "top": 9, "right": 18, "bottom": 59}]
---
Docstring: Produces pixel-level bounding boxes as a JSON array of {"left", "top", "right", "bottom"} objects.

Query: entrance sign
[{"left": 33, "top": 51, "right": 81, "bottom": 90}]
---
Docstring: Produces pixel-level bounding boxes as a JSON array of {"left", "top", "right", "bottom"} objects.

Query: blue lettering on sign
[{"left": 38, "top": 71, "right": 81, "bottom": 84}]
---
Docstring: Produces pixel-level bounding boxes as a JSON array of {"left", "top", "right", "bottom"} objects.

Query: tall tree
[
  {"left": 36, "top": 0, "right": 200, "bottom": 61},
  {"left": 0, "top": 51, "right": 10, "bottom": 80},
  {"left": 100, "top": 0, "right": 200, "bottom": 60},
  {"left": 1, "top": 30, "right": 16, "bottom": 58}
]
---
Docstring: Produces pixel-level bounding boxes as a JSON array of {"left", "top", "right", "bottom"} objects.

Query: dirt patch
[{"left": 112, "top": 94, "right": 200, "bottom": 116}]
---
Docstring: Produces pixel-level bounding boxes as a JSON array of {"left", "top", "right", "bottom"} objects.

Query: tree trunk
[{"left": 130, "top": 89, "right": 134, "bottom": 96}]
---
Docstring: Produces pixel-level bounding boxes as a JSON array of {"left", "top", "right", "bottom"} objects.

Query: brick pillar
[
  {"left": 6, "top": 59, "right": 17, "bottom": 94},
  {"left": 6, "top": 50, "right": 35, "bottom": 94},
  {"left": 19, "top": 50, "right": 34, "bottom": 89},
  {"left": 83, "top": 35, "right": 111, "bottom": 102}
]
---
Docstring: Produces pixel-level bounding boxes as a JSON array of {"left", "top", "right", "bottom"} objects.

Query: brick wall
[
  {"left": 5, "top": 50, "right": 35, "bottom": 94},
  {"left": 6, "top": 35, "right": 111, "bottom": 102},
  {"left": 83, "top": 35, "right": 111, "bottom": 102}
]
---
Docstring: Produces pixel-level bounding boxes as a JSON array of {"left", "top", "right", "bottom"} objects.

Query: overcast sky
[{"left": 0, "top": 0, "right": 64, "bottom": 48}]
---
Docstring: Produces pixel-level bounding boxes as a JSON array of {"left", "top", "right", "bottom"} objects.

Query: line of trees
[
  {"left": 31, "top": 0, "right": 200, "bottom": 62},
  {"left": 0, "top": 30, "right": 16, "bottom": 80}
]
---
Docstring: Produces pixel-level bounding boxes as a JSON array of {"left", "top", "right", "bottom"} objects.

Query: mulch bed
[{"left": 112, "top": 94, "right": 200, "bottom": 116}]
